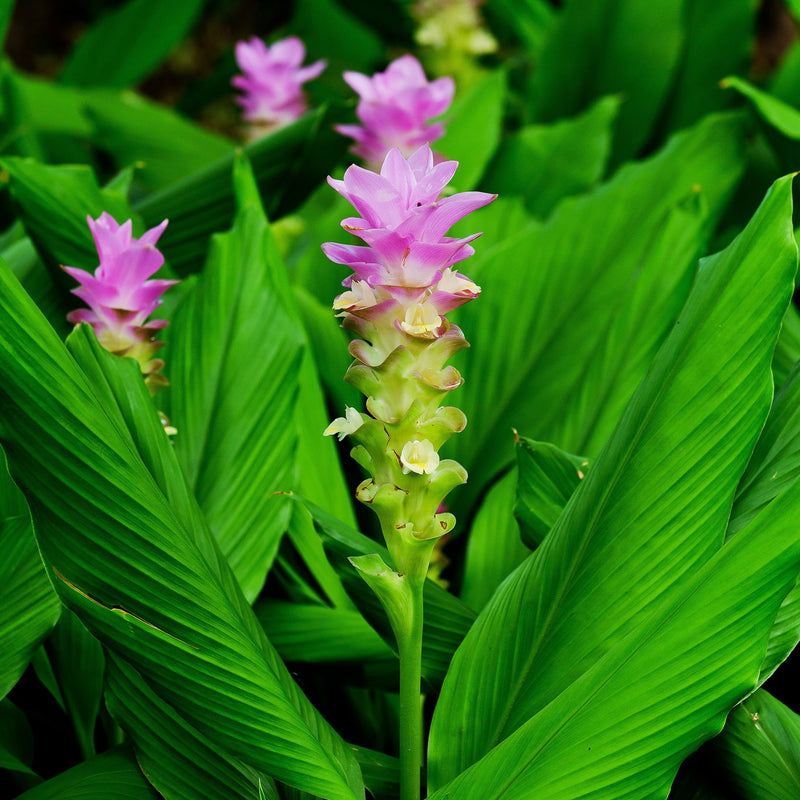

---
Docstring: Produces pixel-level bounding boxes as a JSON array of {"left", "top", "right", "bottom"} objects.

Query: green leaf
[
  {"left": 481, "top": 94, "right": 620, "bottom": 218},
  {"left": 293, "top": 497, "right": 476, "bottom": 686},
  {"left": 45, "top": 610, "right": 105, "bottom": 759},
  {"left": 428, "top": 174, "right": 798, "bottom": 788},
  {"left": 134, "top": 104, "right": 350, "bottom": 276},
  {"left": 0, "top": 697, "right": 35, "bottom": 777},
  {"left": 460, "top": 469, "right": 530, "bottom": 612},
  {"left": 105, "top": 654, "right": 280, "bottom": 800},
  {"left": 14, "top": 747, "right": 159, "bottom": 800},
  {"left": 0, "top": 262, "right": 363, "bottom": 799},
  {"left": 84, "top": 89, "right": 233, "bottom": 192},
  {"left": 0, "top": 60, "right": 45, "bottom": 159},
  {"left": 428, "top": 472, "right": 800, "bottom": 800},
  {"left": 529, "top": 0, "right": 685, "bottom": 162},
  {"left": 289, "top": 0, "right": 384, "bottom": 77},
  {"left": 712, "top": 690, "right": 800, "bottom": 800},
  {"left": 774, "top": 304, "right": 800, "bottom": 388},
  {"left": 59, "top": 0, "right": 206, "bottom": 88},
  {"left": 161, "top": 202, "right": 304, "bottom": 602},
  {"left": 0, "top": 449, "right": 60, "bottom": 701},
  {"left": 0, "top": 156, "right": 134, "bottom": 274},
  {"left": 514, "top": 437, "right": 589, "bottom": 548},
  {"left": 661, "top": 0, "right": 756, "bottom": 132},
  {"left": 350, "top": 745, "right": 400, "bottom": 800},
  {"left": 728, "top": 360, "right": 800, "bottom": 683},
  {"left": 723, "top": 74, "right": 800, "bottom": 139},
  {"left": 254, "top": 600, "right": 391, "bottom": 663},
  {"left": 437, "top": 69, "right": 506, "bottom": 191},
  {"left": 451, "top": 113, "right": 743, "bottom": 512}
]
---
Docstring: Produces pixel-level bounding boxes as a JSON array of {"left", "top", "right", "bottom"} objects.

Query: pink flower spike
[
  {"left": 323, "top": 144, "right": 495, "bottom": 336},
  {"left": 232, "top": 35, "right": 326, "bottom": 137},
  {"left": 64, "top": 214, "right": 177, "bottom": 388},
  {"left": 335, "top": 54, "right": 455, "bottom": 169}
]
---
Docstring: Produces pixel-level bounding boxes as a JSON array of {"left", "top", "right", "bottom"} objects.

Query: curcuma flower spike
[
  {"left": 323, "top": 144, "right": 495, "bottom": 800},
  {"left": 232, "top": 35, "right": 326, "bottom": 139},
  {"left": 335, "top": 54, "right": 455, "bottom": 170},
  {"left": 323, "top": 143, "right": 495, "bottom": 571},
  {"left": 64, "top": 213, "right": 176, "bottom": 391}
]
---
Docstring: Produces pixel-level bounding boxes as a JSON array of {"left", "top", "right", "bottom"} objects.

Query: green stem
[{"left": 397, "top": 577, "right": 425, "bottom": 800}]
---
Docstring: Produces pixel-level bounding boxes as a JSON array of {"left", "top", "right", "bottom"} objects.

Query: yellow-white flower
[
  {"left": 400, "top": 439, "right": 440, "bottom": 474},
  {"left": 324, "top": 407, "right": 364, "bottom": 441},
  {"left": 400, "top": 301, "right": 442, "bottom": 338}
]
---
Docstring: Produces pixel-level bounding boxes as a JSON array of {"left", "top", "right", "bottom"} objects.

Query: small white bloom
[
  {"left": 333, "top": 280, "right": 379, "bottom": 311},
  {"left": 400, "top": 301, "right": 442, "bottom": 338},
  {"left": 323, "top": 407, "right": 364, "bottom": 441},
  {"left": 436, "top": 268, "right": 480, "bottom": 296},
  {"left": 400, "top": 439, "right": 440, "bottom": 475}
]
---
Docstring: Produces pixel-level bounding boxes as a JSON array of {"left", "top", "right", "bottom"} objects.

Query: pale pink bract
[
  {"left": 64, "top": 213, "right": 176, "bottom": 377},
  {"left": 232, "top": 36, "right": 326, "bottom": 133},
  {"left": 322, "top": 145, "right": 494, "bottom": 320},
  {"left": 336, "top": 54, "right": 455, "bottom": 169}
]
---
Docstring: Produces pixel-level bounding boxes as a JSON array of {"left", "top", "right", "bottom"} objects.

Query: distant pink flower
[
  {"left": 64, "top": 213, "right": 176, "bottom": 382},
  {"left": 232, "top": 36, "right": 326, "bottom": 135},
  {"left": 336, "top": 54, "right": 455, "bottom": 169},
  {"left": 322, "top": 145, "right": 494, "bottom": 331}
]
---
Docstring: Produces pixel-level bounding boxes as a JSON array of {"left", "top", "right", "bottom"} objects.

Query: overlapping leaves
[{"left": 429, "top": 175, "right": 799, "bottom": 796}]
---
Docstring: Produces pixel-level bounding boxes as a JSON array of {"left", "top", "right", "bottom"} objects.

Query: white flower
[
  {"left": 400, "top": 301, "right": 442, "bottom": 338},
  {"left": 333, "top": 280, "right": 380, "bottom": 311},
  {"left": 323, "top": 407, "right": 364, "bottom": 441},
  {"left": 400, "top": 439, "right": 440, "bottom": 475},
  {"left": 436, "top": 267, "right": 480, "bottom": 296}
]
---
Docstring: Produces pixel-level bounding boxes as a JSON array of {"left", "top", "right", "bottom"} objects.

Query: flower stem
[{"left": 397, "top": 576, "right": 425, "bottom": 800}]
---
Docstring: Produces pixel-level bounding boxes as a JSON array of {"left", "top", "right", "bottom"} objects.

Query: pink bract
[
  {"left": 336, "top": 54, "right": 454, "bottom": 168},
  {"left": 232, "top": 35, "right": 326, "bottom": 132},
  {"left": 64, "top": 213, "right": 176, "bottom": 375},
  {"left": 322, "top": 145, "right": 495, "bottom": 323}
]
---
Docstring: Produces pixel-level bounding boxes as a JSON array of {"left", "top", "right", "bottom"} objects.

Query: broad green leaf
[
  {"left": 723, "top": 74, "right": 800, "bottom": 139},
  {"left": 294, "top": 497, "right": 476, "bottom": 686},
  {"left": 105, "top": 654, "right": 280, "bottom": 800},
  {"left": 529, "top": 0, "right": 685, "bottom": 163},
  {"left": 483, "top": 0, "right": 556, "bottom": 65},
  {"left": 0, "top": 450, "right": 60, "bottom": 701},
  {"left": 450, "top": 113, "right": 743, "bottom": 512},
  {"left": 429, "top": 175, "right": 798, "bottom": 787},
  {"left": 0, "top": 60, "right": 44, "bottom": 159},
  {"left": 161, "top": 202, "right": 304, "bottom": 602},
  {"left": 428, "top": 470, "right": 800, "bottom": 800},
  {"left": 14, "top": 747, "right": 158, "bottom": 800},
  {"left": 134, "top": 104, "right": 349, "bottom": 276},
  {"left": 774, "top": 304, "right": 800, "bottom": 388},
  {"left": 0, "top": 698, "right": 35, "bottom": 776},
  {"left": 0, "top": 232, "right": 69, "bottom": 335},
  {"left": 713, "top": 690, "right": 800, "bottom": 800},
  {"left": 59, "top": 0, "right": 206, "bottom": 88},
  {"left": 460, "top": 469, "right": 529, "bottom": 612},
  {"left": 45, "top": 610, "right": 104, "bottom": 759},
  {"left": 0, "top": 156, "right": 133, "bottom": 274},
  {"left": 481, "top": 94, "right": 619, "bottom": 218},
  {"left": 437, "top": 69, "right": 506, "bottom": 191},
  {"left": 293, "top": 284, "right": 360, "bottom": 412},
  {"left": 285, "top": 501, "right": 354, "bottom": 611},
  {"left": 350, "top": 745, "right": 400, "bottom": 800},
  {"left": 289, "top": 0, "right": 384, "bottom": 78},
  {"left": 728, "top": 360, "right": 800, "bottom": 683},
  {"left": 0, "top": 263, "right": 363, "bottom": 799},
  {"left": 661, "top": 0, "right": 756, "bottom": 132},
  {"left": 228, "top": 155, "right": 356, "bottom": 528},
  {"left": 255, "top": 601, "right": 391, "bottom": 663},
  {"left": 514, "top": 437, "right": 589, "bottom": 548},
  {"left": 84, "top": 90, "right": 233, "bottom": 192}
]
